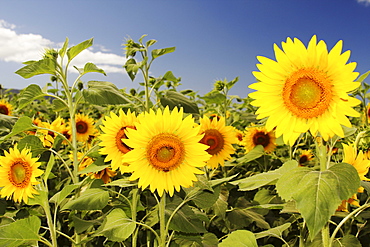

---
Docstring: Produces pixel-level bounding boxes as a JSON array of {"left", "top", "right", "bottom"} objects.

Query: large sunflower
[
  {"left": 122, "top": 107, "right": 211, "bottom": 197},
  {"left": 243, "top": 126, "right": 276, "bottom": 153},
  {"left": 0, "top": 99, "right": 12, "bottom": 116},
  {"left": 99, "top": 109, "right": 138, "bottom": 171},
  {"left": 199, "top": 116, "right": 237, "bottom": 169},
  {"left": 249, "top": 35, "right": 360, "bottom": 145},
  {"left": 72, "top": 113, "right": 97, "bottom": 142},
  {"left": 0, "top": 144, "right": 43, "bottom": 203}
]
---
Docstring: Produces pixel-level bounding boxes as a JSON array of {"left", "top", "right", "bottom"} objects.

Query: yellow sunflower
[
  {"left": 37, "top": 117, "right": 67, "bottom": 148},
  {"left": 0, "top": 144, "right": 43, "bottom": 203},
  {"left": 235, "top": 129, "right": 244, "bottom": 145},
  {"left": 72, "top": 113, "right": 97, "bottom": 142},
  {"left": 298, "top": 149, "right": 314, "bottom": 166},
  {"left": 0, "top": 99, "right": 12, "bottom": 116},
  {"left": 249, "top": 35, "right": 360, "bottom": 145},
  {"left": 243, "top": 126, "right": 276, "bottom": 153},
  {"left": 122, "top": 107, "right": 211, "bottom": 197},
  {"left": 99, "top": 109, "right": 138, "bottom": 171},
  {"left": 199, "top": 116, "right": 237, "bottom": 169}
]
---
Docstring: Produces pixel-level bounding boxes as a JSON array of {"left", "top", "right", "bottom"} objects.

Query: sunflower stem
[
  {"left": 42, "top": 195, "right": 58, "bottom": 247},
  {"left": 321, "top": 223, "right": 330, "bottom": 247},
  {"left": 131, "top": 189, "right": 139, "bottom": 247},
  {"left": 158, "top": 194, "right": 167, "bottom": 247}
]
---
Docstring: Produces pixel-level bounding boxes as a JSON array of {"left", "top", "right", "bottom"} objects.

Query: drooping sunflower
[
  {"left": 198, "top": 116, "right": 237, "bottom": 169},
  {"left": 37, "top": 117, "right": 68, "bottom": 148},
  {"left": 0, "top": 99, "right": 12, "bottom": 116},
  {"left": 243, "top": 126, "right": 276, "bottom": 153},
  {"left": 122, "top": 107, "right": 211, "bottom": 197},
  {"left": 298, "top": 149, "right": 314, "bottom": 166},
  {"left": 0, "top": 144, "right": 43, "bottom": 203},
  {"left": 72, "top": 113, "right": 98, "bottom": 142},
  {"left": 249, "top": 35, "right": 361, "bottom": 145},
  {"left": 99, "top": 109, "right": 138, "bottom": 172}
]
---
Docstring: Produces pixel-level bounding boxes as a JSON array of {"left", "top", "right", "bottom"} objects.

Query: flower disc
[
  {"left": 0, "top": 144, "right": 43, "bottom": 203},
  {"left": 249, "top": 35, "right": 361, "bottom": 145},
  {"left": 243, "top": 126, "right": 276, "bottom": 153},
  {"left": 0, "top": 99, "right": 12, "bottom": 116},
  {"left": 72, "top": 114, "right": 97, "bottom": 142},
  {"left": 122, "top": 107, "right": 211, "bottom": 196}
]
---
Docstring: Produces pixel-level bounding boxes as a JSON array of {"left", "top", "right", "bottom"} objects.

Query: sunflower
[
  {"left": 249, "top": 35, "right": 360, "bottom": 145},
  {"left": 0, "top": 99, "right": 12, "bottom": 116},
  {"left": 99, "top": 109, "right": 138, "bottom": 171},
  {"left": 298, "top": 149, "right": 314, "bottom": 166},
  {"left": 0, "top": 144, "right": 43, "bottom": 203},
  {"left": 198, "top": 116, "right": 237, "bottom": 169},
  {"left": 72, "top": 113, "right": 97, "bottom": 142},
  {"left": 235, "top": 129, "right": 244, "bottom": 145},
  {"left": 37, "top": 117, "right": 68, "bottom": 148},
  {"left": 122, "top": 107, "right": 211, "bottom": 196},
  {"left": 243, "top": 126, "right": 276, "bottom": 153},
  {"left": 72, "top": 152, "right": 117, "bottom": 184}
]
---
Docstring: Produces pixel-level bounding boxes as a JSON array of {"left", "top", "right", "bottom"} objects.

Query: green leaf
[
  {"left": 219, "top": 230, "right": 258, "bottom": 247},
  {"left": 255, "top": 223, "right": 291, "bottom": 239},
  {"left": 160, "top": 90, "right": 199, "bottom": 114},
  {"left": 49, "top": 184, "right": 79, "bottom": 205},
  {"left": 123, "top": 58, "right": 139, "bottom": 81},
  {"left": 232, "top": 160, "right": 298, "bottom": 191},
  {"left": 163, "top": 71, "right": 180, "bottom": 83},
  {"left": 15, "top": 58, "right": 56, "bottom": 79},
  {"left": 200, "top": 90, "right": 226, "bottom": 104},
  {"left": 75, "top": 62, "right": 106, "bottom": 76},
  {"left": 67, "top": 38, "right": 93, "bottom": 61},
  {"left": 166, "top": 196, "right": 207, "bottom": 233},
  {"left": 0, "top": 114, "right": 17, "bottom": 130},
  {"left": 0, "top": 215, "right": 41, "bottom": 246},
  {"left": 276, "top": 163, "right": 360, "bottom": 240},
  {"left": 236, "top": 145, "right": 265, "bottom": 164},
  {"left": 59, "top": 37, "right": 69, "bottom": 57},
  {"left": 0, "top": 116, "right": 34, "bottom": 141},
  {"left": 94, "top": 208, "right": 136, "bottom": 242},
  {"left": 102, "top": 178, "right": 138, "bottom": 188},
  {"left": 43, "top": 153, "right": 55, "bottom": 185},
  {"left": 73, "top": 215, "right": 99, "bottom": 234},
  {"left": 357, "top": 70, "right": 370, "bottom": 83},
  {"left": 17, "top": 84, "right": 47, "bottom": 110},
  {"left": 146, "top": 39, "right": 157, "bottom": 47},
  {"left": 18, "top": 135, "right": 48, "bottom": 157},
  {"left": 52, "top": 98, "right": 68, "bottom": 112},
  {"left": 332, "top": 234, "right": 362, "bottom": 247},
  {"left": 82, "top": 81, "right": 129, "bottom": 105},
  {"left": 212, "top": 186, "right": 228, "bottom": 219},
  {"left": 78, "top": 163, "right": 109, "bottom": 175},
  {"left": 228, "top": 208, "right": 270, "bottom": 229},
  {"left": 151, "top": 47, "right": 176, "bottom": 59},
  {"left": 190, "top": 185, "right": 221, "bottom": 209},
  {"left": 61, "top": 188, "right": 109, "bottom": 211}
]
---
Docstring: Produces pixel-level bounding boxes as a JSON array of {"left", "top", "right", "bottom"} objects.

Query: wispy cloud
[
  {"left": 0, "top": 20, "right": 126, "bottom": 74},
  {"left": 357, "top": 0, "right": 370, "bottom": 6}
]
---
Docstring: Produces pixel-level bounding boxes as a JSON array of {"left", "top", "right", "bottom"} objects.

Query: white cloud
[
  {"left": 0, "top": 19, "right": 126, "bottom": 74},
  {"left": 357, "top": 0, "right": 370, "bottom": 6}
]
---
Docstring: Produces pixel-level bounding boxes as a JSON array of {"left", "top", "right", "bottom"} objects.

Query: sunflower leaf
[
  {"left": 82, "top": 81, "right": 130, "bottom": 105},
  {"left": 255, "top": 223, "right": 291, "bottom": 239},
  {"left": 0, "top": 216, "right": 41, "bottom": 246},
  {"left": 15, "top": 58, "right": 57, "bottom": 79},
  {"left": 160, "top": 90, "right": 199, "bottom": 114},
  {"left": 276, "top": 163, "right": 360, "bottom": 240},
  {"left": 18, "top": 135, "right": 48, "bottom": 157},
  {"left": 61, "top": 188, "right": 109, "bottom": 211},
  {"left": 219, "top": 230, "right": 258, "bottom": 247},
  {"left": 17, "top": 84, "right": 48, "bottom": 110},
  {"left": 151, "top": 47, "right": 176, "bottom": 59},
  {"left": 0, "top": 116, "right": 34, "bottom": 141},
  {"left": 93, "top": 208, "right": 136, "bottom": 242},
  {"left": 67, "top": 38, "right": 93, "bottom": 61}
]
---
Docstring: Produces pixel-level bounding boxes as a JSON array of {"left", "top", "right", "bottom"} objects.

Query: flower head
[
  {"left": 298, "top": 149, "right": 314, "bottom": 166},
  {"left": 122, "top": 107, "right": 211, "bottom": 196},
  {"left": 0, "top": 144, "right": 43, "bottom": 203},
  {"left": 71, "top": 113, "right": 98, "bottom": 142},
  {"left": 99, "top": 109, "right": 137, "bottom": 171},
  {"left": 199, "top": 116, "right": 237, "bottom": 169},
  {"left": 243, "top": 126, "right": 276, "bottom": 153},
  {"left": 249, "top": 35, "right": 360, "bottom": 145},
  {"left": 0, "top": 99, "right": 12, "bottom": 116},
  {"left": 342, "top": 143, "right": 370, "bottom": 188}
]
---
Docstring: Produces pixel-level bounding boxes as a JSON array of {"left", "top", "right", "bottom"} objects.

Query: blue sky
[{"left": 0, "top": 0, "right": 370, "bottom": 98}]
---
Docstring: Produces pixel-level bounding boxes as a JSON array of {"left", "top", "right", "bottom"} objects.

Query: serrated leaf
[
  {"left": 219, "top": 230, "right": 258, "bottom": 247},
  {"left": 18, "top": 135, "right": 48, "bottom": 157},
  {"left": 160, "top": 90, "right": 199, "bottom": 114},
  {"left": 232, "top": 160, "right": 298, "bottom": 191},
  {"left": 17, "top": 84, "right": 47, "bottom": 110},
  {"left": 0, "top": 215, "right": 41, "bottom": 246},
  {"left": 332, "top": 234, "right": 362, "bottom": 247},
  {"left": 151, "top": 47, "right": 176, "bottom": 59},
  {"left": 94, "top": 208, "right": 136, "bottom": 242},
  {"left": 49, "top": 184, "right": 79, "bottom": 205},
  {"left": 76, "top": 62, "right": 106, "bottom": 76},
  {"left": 61, "top": 188, "right": 109, "bottom": 211},
  {"left": 15, "top": 58, "right": 56, "bottom": 79},
  {"left": 67, "top": 38, "right": 93, "bottom": 61},
  {"left": 82, "top": 81, "right": 129, "bottom": 105},
  {"left": 52, "top": 98, "right": 68, "bottom": 111}
]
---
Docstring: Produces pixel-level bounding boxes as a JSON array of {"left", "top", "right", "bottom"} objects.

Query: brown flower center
[
  {"left": 0, "top": 105, "right": 9, "bottom": 115},
  {"left": 252, "top": 131, "right": 270, "bottom": 147},
  {"left": 9, "top": 160, "right": 31, "bottom": 188},
  {"left": 116, "top": 126, "right": 135, "bottom": 154},
  {"left": 200, "top": 129, "right": 224, "bottom": 155},
  {"left": 76, "top": 121, "right": 88, "bottom": 134}
]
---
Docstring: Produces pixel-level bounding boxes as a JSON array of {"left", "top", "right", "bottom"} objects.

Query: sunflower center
[
  {"left": 299, "top": 155, "right": 308, "bottom": 164},
  {"left": 200, "top": 129, "right": 224, "bottom": 155},
  {"left": 0, "top": 105, "right": 9, "bottom": 115},
  {"left": 76, "top": 121, "right": 88, "bottom": 134},
  {"left": 147, "top": 133, "right": 185, "bottom": 172},
  {"left": 116, "top": 126, "right": 134, "bottom": 154},
  {"left": 253, "top": 131, "right": 270, "bottom": 147},
  {"left": 9, "top": 160, "right": 31, "bottom": 187},
  {"left": 283, "top": 68, "right": 332, "bottom": 119}
]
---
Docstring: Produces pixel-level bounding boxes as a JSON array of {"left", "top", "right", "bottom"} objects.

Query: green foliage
[
  {"left": 82, "top": 81, "right": 130, "bottom": 105},
  {"left": 160, "top": 90, "right": 200, "bottom": 114},
  {"left": 0, "top": 216, "right": 41, "bottom": 246},
  {"left": 62, "top": 188, "right": 110, "bottom": 211},
  {"left": 219, "top": 230, "right": 258, "bottom": 247}
]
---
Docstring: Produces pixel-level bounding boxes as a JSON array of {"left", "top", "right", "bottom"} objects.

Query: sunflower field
[{"left": 0, "top": 35, "right": 368, "bottom": 247}]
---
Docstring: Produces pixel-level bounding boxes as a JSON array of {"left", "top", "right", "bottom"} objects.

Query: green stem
[
  {"left": 131, "top": 189, "right": 139, "bottom": 247},
  {"left": 158, "top": 194, "right": 167, "bottom": 247},
  {"left": 322, "top": 223, "right": 330, "bottom": 247},
  {"left": 42, "top": 198, "right": 58, "bottom": 247}
]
